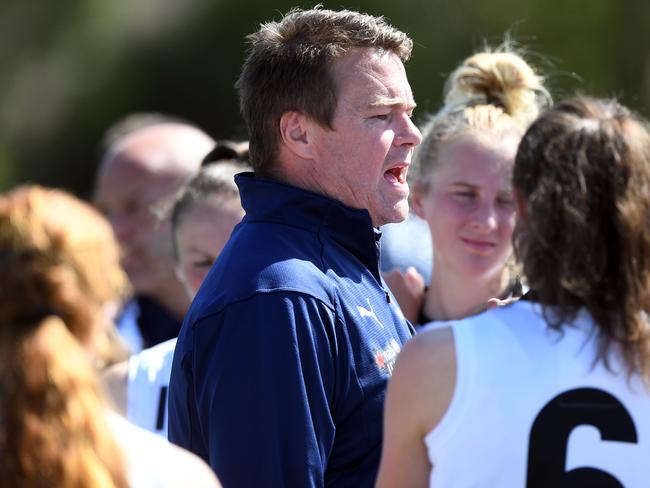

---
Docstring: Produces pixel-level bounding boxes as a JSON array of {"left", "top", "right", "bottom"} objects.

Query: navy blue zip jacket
[{"left": 168, "top": 173, "right": 413, "bottom": 487}]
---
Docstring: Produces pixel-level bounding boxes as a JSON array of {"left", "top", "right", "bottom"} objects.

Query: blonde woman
[{"left": 385, "top": 47, "right": 550, "bottom": 325}]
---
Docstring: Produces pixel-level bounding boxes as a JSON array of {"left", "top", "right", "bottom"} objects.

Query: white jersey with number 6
[
  {"left": 127, "top": 338, "right": 177, "bottom": 438},
  {"left": 424, "top": 299, "right": 650, "bottom": 487}
]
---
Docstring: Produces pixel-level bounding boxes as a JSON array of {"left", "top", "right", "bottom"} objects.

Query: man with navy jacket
[{"left": 168, "top": 7, "right": 422, "bottom": 487}]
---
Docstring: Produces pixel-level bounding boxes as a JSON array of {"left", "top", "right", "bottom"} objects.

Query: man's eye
[
  {"left": 373, "top": 114, "right": 389, "bottom": 120},
  {"left": 454, "top": 192, "right": 476, "bottom": 199}
]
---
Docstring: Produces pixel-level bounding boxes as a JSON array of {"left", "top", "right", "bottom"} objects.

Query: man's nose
[{"left": 394, "top": 115, "right": 422, "bottom": 148}]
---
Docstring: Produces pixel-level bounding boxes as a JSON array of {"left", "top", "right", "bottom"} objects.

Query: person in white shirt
[
  {"left": 376, "top": 96, "right": 650, "bottom": 487},
  {"left": 104, "top": 146, "right": 248, "bottom": 437}
]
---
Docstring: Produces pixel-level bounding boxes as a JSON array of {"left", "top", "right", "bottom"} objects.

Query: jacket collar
[{"left": 235, "top": 172, "right": 382, "bottom": 280}]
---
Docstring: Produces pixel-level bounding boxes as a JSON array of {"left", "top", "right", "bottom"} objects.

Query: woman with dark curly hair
[{"left": 377, "top": 97, "right": 650, "bottom": 487}]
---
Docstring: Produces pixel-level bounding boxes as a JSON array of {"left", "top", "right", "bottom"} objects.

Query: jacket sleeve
[{"left": 191, "top": 291, "right": 338, "bottom": 487}]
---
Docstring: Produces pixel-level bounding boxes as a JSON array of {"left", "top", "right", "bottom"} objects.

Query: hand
[
  {"left": 383, "top": 266, "right": 425, "bottom": 324},
  {"left": 487, "top": 296, "right": 519, "bottom": 309}
]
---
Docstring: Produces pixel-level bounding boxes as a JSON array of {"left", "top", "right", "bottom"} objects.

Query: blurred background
[{"left": 1, "top": 0, "right": 648, "bottom": 197}]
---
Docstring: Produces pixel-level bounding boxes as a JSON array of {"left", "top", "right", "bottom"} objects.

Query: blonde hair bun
[{"left": 443, "top": 50, "right": 550, "bottom": 127}]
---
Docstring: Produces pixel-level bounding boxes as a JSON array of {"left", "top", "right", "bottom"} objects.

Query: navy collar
[{"left": 235, "top": 172, "right": 382, "bottom": 280}]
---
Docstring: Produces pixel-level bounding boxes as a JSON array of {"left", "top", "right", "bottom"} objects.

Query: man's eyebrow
[{"left": 368, "top": 96, "right": 417, "bottom": 110}]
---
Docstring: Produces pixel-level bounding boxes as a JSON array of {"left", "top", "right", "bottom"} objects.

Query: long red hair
[{"left": 0, "top": 186, "right": 129, "bottom": 487}]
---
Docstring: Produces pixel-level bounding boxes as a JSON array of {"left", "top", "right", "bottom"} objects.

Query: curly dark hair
[{"left": 513, "top": 96, "right": 650, "bottom": 381}]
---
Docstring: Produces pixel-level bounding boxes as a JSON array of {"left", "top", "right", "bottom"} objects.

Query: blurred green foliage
[{"left": 0, "top": 0, "right": 648, "bottom": 196}]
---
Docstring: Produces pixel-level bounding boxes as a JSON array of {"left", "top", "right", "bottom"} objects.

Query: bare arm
[{"left": 376, "top": 326, "right": 456, "bottom": 488}]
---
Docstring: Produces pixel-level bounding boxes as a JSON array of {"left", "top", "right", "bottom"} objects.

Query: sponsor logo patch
[{"left": 373, "top": 339, "right": 401, "bottom": 376}]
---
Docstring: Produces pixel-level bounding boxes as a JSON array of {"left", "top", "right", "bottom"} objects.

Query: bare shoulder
[
  {"left": 102, "top": 359, "right": 129, "bottom": 415},
  {"left": 165, "top": 443, "right": 222, "bottom": 488},
  {"left": 109, "top": 412, "right": 220, "bottom": 487},
  {"left": 397, "top": 325, "right": 456, "bottom": 383},
  {"left": 392, "top": 326, "right": 457, "bottom": 433},
  {"left": 377, "top": 326, "right": 457, "bottom": 487}
]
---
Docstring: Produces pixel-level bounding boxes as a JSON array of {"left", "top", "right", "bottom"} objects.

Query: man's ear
[{"left": 279, "top": 111, "right": 315, "bottom": 160}]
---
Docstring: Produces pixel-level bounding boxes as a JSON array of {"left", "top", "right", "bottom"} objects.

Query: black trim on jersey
[{"left": 156, "top": 386, "right": 168, "bottom": 431}]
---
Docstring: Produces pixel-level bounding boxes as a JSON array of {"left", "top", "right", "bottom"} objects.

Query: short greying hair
[{"left": 235, "top": 7, "right": 413, "bottom": 176}]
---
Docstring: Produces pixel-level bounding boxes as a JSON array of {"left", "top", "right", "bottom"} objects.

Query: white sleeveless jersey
[
  {"left": 424, "top": 299, "right": 650, "bottom": 487},
  {"left": 127, "top": 338, "right": 177, "bottom": 438}
]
